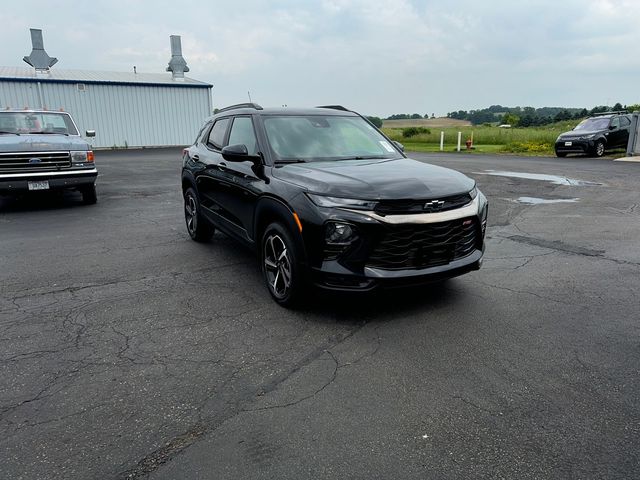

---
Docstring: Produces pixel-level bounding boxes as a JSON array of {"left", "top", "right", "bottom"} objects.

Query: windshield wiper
[
  {"left": 30, "top": 131, "right": 69, "bottom": 135},
  {"left": 0, "top": 130, "right": 20, "bottom": 135},
  {"left": 349, "top": 155, "right": 390, "bottom": 160},
  {"left": 275, "top": 159, "right": 307, "bottom": 164}
]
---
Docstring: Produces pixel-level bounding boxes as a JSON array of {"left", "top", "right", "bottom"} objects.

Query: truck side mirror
[{"left": 86, "top": 130, "right": 96, "bottom": 137}]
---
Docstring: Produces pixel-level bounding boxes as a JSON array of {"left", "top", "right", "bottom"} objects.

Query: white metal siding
[{"left": 0, "top": 80, "right": 211, "bottom": 148}]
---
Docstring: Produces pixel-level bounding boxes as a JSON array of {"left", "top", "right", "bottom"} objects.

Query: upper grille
[
  {"left": 374, "top": 193, "right": 471, "bottom": 215},
  {"left": 0, "top": 151, "right": 71, "bottom": 173},
  {"left": 367, "top": 217, "right": 478, "bottom": 270}
]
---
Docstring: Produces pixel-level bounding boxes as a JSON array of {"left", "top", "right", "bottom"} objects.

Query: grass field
[
  {"left": 382, "top": 120, "right": 581, "bottom": 156},
  {"left": 382, "top": 118, "right": 472, "bottom": 128}
]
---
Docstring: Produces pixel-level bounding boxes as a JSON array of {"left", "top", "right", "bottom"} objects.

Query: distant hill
[{"left": 383, "top": 118, "right": 472, "bottom": 128}]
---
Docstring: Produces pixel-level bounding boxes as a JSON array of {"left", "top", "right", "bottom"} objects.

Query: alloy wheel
[
  {"left": 263, "top": 233, "right": 292, "bottom": 299},
  {"left": 185, "top": 193, "right": 198, "bottom": 236}
]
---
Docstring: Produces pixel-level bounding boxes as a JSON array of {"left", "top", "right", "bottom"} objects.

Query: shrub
[{"left": 402, "top": 127, "right": 431, "bottom": 138}]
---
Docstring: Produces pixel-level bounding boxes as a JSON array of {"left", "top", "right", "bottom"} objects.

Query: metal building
[{"left": 0, "top": 30, "right": 213, "bottom": 148}]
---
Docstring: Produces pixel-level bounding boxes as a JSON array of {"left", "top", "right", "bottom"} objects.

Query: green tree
[
  {"left": 502, "top": 113, "right": 520, "bottom": 126},
  {"left": 367, "top": 116, "right": 383, "bottom": 128}
]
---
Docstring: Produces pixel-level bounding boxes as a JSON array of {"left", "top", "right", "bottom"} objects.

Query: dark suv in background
[
  {"left": 181, "top": 104, "right": 488, "bottom": 306},
  {"left": 555, "top": 112, "right": 631, "bottom": 157}
]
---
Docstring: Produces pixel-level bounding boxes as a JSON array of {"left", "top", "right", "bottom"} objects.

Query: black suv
[
  {"left": 181, "top": 104, "right": 488, "bottom": 306},
  {"left": 555, "top": 112, "right": 631, "bottom": 157}
]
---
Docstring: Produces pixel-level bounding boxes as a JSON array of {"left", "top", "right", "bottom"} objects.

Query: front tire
[
  {"left": 555, "top": 150, "right": 567, "bottom": 158},
  {"left": 261, "top": 222, "right": 304, "bottom": 307},
  {"left": 81, "top": 184, "right": 97, "bottom": 205},
  {"left": 184, "top": 187, "right": 214, "bottom": 242},
  {"left": 593, "top": 140, "right": 605, "bottom": 157}
]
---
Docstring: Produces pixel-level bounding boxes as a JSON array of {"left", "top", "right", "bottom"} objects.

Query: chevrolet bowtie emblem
[{"left": 424, "top": 200, "right": 445, "bottom": 212}]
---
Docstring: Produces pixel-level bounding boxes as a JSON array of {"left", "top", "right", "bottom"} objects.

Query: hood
[
  {"left": 0, "top": 134, "right": 90, "bottom": 152},
  {"left": 559, "top": 129, "right": 602, "bottom": 138},
  {"left": 272, "top": 157, "right": 475, "bottom": 199}
]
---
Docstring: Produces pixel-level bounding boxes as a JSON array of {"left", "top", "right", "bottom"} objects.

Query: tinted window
[
  {"left": 263, "top": 115, "right": 398, "bottom": 161},
  {"left": 208, "top": 118, "right": 230, "bottom": 149},
  {"left": 610, "top": 117, "right": 620, "bottom": 129},
  {"left": 620, "top": 116, "right": 631, "bottom": 127},
  {"left": 228, "top": 117, "right": 258, "bottom": 155}
]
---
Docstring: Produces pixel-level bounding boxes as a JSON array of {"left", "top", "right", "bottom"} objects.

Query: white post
[
  {"left": 457, "top": 132, "right": 462, "bottom": 152},
  {"left": 440, "top": 131, "right": 444, "bottom": 151}
]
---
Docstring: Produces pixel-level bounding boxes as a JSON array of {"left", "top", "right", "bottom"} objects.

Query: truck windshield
[
  {"left": 263, "top": 115, "right": 399, "bottom": 162},
  {"left": 0, "top": 112, "right": 79, "bottom": 135}
]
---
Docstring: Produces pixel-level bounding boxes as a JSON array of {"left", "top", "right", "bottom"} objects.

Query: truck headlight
[{"left": 70, "top": 150, "right": 95, "bottom": 164}]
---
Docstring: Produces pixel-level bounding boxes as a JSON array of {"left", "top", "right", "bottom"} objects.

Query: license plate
[
  {"left": 564, "top": 141, "right": 572, "bottom": 146},
  {"left": 28, "top": 180, "right": 49, "bottom": 191}
]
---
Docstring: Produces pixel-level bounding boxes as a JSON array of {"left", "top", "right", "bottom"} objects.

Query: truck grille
[
  {"left": 367, "top": 217, "right": 478, "bottom": 270},
  {"left": 0, "top": 151, "right": 71, "bottom": 173}
]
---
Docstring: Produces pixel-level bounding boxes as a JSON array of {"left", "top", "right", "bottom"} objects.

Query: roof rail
[
  {"left": 316, "top": 105, "right": 350, "bottom": 112},
  {"left": 217, "top": 102, "right": 263, "bottom": 114},
  {"left": 592, "top": 110, "right": 628, "bottom": 116}
]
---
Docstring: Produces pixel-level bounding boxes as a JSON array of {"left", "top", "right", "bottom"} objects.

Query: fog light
[{"left": 325, "top": 222, "right": 357, "bottom": 245}]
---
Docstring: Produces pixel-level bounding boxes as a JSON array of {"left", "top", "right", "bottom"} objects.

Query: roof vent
[
  {"left": 23, "top": 28, "right": 58, "bottom": 72},
  {"left": 166, "top": 35, "right": 189, "bottom": 81}
]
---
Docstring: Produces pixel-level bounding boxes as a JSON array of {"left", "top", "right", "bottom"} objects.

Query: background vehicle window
[
  {"left": 207, "top": 118, "right": 230, "bottom": 149},
  {"left": 620, "top": 116, "right": 631, "bottom": 127},
  {"left": 227, "top": 117, "right": 258, "bottom": 155},
  {"left": 610, "top": 117, "right": 620, "bottom": 129}
]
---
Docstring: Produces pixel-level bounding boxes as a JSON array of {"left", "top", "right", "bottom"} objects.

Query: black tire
[
  {"left": 555, "top": 150, "right": 567, "bottom": 158},
  {"left": 184, "top": 187, "right": 214, "bottom": 242},
  {"left": 593, "top": 140, "right": 605, "bottom": 157},
  {"left": 81, "top": 184, "right": 97, "bottom": 205},
  {"left": 261, "top": 222, "right": 305, "bottom": 307}
]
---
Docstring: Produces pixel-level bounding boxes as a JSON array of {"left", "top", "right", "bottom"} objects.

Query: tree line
[{"left": 445, "top": 103, "right": 639, "bottom": 127}]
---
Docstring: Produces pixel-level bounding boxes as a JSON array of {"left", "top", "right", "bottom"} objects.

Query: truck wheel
[
  {"left": 81, "top": 184, "right": 97, "bottom": 205},
  {"left": 555, "top": 150, "right": 567, "bottom": 158}
]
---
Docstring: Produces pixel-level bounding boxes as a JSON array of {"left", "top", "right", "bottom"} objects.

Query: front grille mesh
[
  {"left": 367, "top": 218, "right": 478, "bottom": 270},
  {"left": 0, "top": 151, "right": 71, "bottom": 173}
]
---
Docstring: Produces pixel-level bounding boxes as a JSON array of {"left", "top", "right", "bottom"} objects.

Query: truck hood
[
  {"left": 0, "top": 134, "right": 90, "bottom": 152},
  {"left": 271, "top": 157, "right": 475, "bottom": 199}
]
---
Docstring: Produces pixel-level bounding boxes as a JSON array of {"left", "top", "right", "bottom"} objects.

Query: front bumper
[
  {"left": 554, "top": 139, "right": 593, "bottom": 154},
  {"left": 302, "top": 193, "right": 488, "bottom": 292},
  {"left": 0, "top": 168, "right": 97, "bottom": 193}
]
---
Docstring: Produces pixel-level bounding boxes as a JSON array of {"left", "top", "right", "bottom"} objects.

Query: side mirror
[
  {"left": 609, "top": 125, "right": 616, "bottom": 130},
  {"left": 392, "top": 140, "right": 405, "bottom": 152},
  {"left": 86, "top": 130, "right": 96, "bottom": 137},
  {"left": 221, "top": 144, "right": 261, "bottom": 163}
]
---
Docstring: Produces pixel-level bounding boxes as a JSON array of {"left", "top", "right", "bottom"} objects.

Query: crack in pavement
[{"left": 115, "top": 323, "right": 368, "bottom": 480}]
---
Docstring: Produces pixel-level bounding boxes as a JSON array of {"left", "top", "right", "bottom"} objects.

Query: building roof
[{"left": 0, "top": 66, "right": 212, "bottom": 88}]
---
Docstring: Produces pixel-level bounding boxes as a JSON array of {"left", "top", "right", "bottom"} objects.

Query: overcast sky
[{"left": 1, "top": 0, "right": 639, "bottom": 117}]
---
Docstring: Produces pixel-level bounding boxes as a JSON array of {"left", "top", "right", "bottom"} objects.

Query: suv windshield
[
  {"left": 263, "top": 115, "right": 398, "bottom": 161},
  {"left": 0, "top": 112, "right": 79, "bottom": 135},
  {"left": 574, "top": 117, "right": 611, "bottom": 131}
]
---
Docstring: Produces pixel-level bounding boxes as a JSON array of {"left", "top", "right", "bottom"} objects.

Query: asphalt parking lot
[{"left": 1, "top": 149, "right": 639, "bottom": 479}]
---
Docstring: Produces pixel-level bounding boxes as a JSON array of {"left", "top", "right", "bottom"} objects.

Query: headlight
[
  {"left": 579, "top": 134, "right": 596, "bottom": 140},
  {"left": 306, "top": 193, "right": 376, "bottom": 210},
  {"left": 70, "top": 150, "right": 94, "bottom": 164},
  {"left": 469, "top": 185, "right": 477, "bottom": 200}
]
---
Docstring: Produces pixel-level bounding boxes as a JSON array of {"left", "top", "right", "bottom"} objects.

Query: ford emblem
[{"left": 29, "top": 158, "right": 42, "bottom": 164}]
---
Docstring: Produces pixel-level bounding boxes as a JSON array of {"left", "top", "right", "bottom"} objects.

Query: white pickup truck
[{"left": 0, "top": 110, "right": 98, "bottom": 204}]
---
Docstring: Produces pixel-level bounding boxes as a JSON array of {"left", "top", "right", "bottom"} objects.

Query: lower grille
[
  {"left": 367, "top": 218, "right": 478, "bottom": 270},
  {"left": 0, "top": 151, "right": 71, "bottom": 173}
]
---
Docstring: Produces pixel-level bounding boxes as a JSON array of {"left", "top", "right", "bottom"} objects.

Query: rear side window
[{"left": 207, "top": 118, "right": 230, "bottom": 149}]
